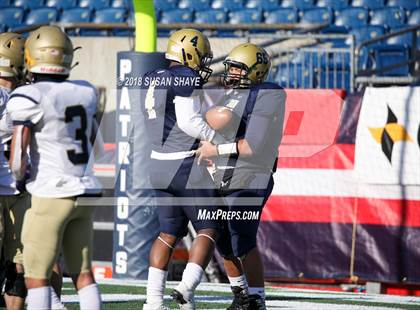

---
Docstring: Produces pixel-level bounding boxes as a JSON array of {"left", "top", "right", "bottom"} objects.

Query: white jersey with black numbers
[
  {"left": 7, "top": 80, "right": 102, "bottom": 198},
  {"left": 0, "top": 86, "right": 18, "bottom": 195}
]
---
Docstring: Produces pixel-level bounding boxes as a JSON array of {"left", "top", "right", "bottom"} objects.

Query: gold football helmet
[
  {"left": 24, "top": 26, "right": 73, "bottom": 76},
  {"left": 165, "top": 28, "right": 213, "bottom": 83},
  {"left": 223, "top": 43, "right": 271, "bottom": 88},
  {"left": 0, "top": 32, "right": 25, "bottom": 79}
]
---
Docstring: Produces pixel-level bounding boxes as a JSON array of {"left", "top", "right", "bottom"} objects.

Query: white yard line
[
  {"left": 61, "top": 278, "right": 420, "bottom": 308},
  {"left": 60, "top": 293, "right": 410, "bottom": 309}
]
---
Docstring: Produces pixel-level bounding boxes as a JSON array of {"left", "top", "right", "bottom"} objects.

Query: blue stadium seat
[
  {"left": 60, "top": 8, "right": 92, "bottom": 22},
  {"left": 317, "top": 0, "right": 349, "bottom": 10},
  {"left": 80, "top": 8, "right": 126, "bottom": 36},
  {"left": 46, "top": 0, "right": 77, "bottom": 10},
  {"left": 229, "top": 9, "right": 262, "bottom": 24},
  {"left": 0, "top": 8, "right": 24, "bottom": 29},
  {"left": 281, "top": 0, "right": 315, "bottom": 9},
  {"left": 25, "top": 8, "right": 59, "bottom": 25},
  {"left": 387, "top": 26, "right": 419, "bottom": 47},
  {"left": 79, "top": 0, "right": 110, "bottom": 10},
  {"left": 212, "top": 0, "right": 243, "bottom": 10},
  {"left": 408, "top": 9, "right": 420, "bottom": 25},
  {"left": 160, "top": 9, "right": 193, "bottom": 23},
  {"left": 299, "top": 8, "right": 333, "bottom": 24},
  {"left": 246, "top": 0, "right": 280, "bottom": 10},
  {"left": 111, "top": 0, "right": 133, "bottom": 9},
  {"left": 349, "top": 25, "right": 385, "bottom": 44},
  {"left": 357, "top": 46, "right": 369, "bottom": 69},
  {"left": 351, "top": 0, "right": 384, "bottom": 10},
  {"left": 13, "top": 0, "right": 44, "bottom": 10},
  {"left": 369, "top": 44, "right": 410, "bottom": 76},
  {"left": 370, "top": 7, "right": 406, "bottom": 28},
  {"left": 387, "top": 0, "right": 420, "bottom": 11},
  {"left": 94, "top": 8, "right": 126, "bottom": 22},
  {"left": 335, "top": 7, "right": 368, "bottom": 29},
  {"left": 265, "top": 8, "right": 298, "bottom": 23},
  {"left": 275, "top": 64, "right": 314, "bottom": 88},
  {"left": 194, "top": 9, "right": 227, "bottom": 23},
  {"left": 178, "top": 0, "right": 211, "bottom": 11},
  {"left": 0, "top": 0, "right": 10, "bottom": 8},
  {"left": 114, "top": 10, "right": 134, "bottom": 36},
  {"left": 154, "top": 0, "right": 178, "bottom": 11}
]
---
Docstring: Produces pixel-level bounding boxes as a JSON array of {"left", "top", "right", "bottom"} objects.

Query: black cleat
[
  {"left": 171, "top": 288, "right": 195, "bottom": 310},
  {"left": 248, "top": 294, "right": 266, "bottom": 310},
  {"left": 172, "top": 289, "right": 186, "bottom": 304},
  {"left": 227, "top": 286, "right": 250, "bottom": 310}
]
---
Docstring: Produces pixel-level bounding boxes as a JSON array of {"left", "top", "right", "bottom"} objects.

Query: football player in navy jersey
[
  {"left": 197, "top": 43, "right": 286, "bottom": 310},
  {"left": 142, "top": 29, "right": 222, "bottom": 310}
]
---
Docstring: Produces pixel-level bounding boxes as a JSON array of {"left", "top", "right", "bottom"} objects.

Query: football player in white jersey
[
  {"left": 7, "top": 26, "right": 102, "bottom": 310},
  {"left": 0, "top": 31, "right": 30, "bottom": 310}
]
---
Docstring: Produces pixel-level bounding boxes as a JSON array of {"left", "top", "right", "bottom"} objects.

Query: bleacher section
[
  {"left": 0, "top": 0, "right": 418, "bottom": 91},
  {"left": 0, "top": 0, "right": 418, "bottom": 33}
]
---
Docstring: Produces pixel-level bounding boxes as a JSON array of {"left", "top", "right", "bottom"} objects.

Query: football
[{"left": 205, "top": 106, "right": 233, "bottom": 130}]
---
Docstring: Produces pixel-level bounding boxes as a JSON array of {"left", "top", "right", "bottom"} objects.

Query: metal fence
[
  {"left": 271, "top": 45, "right": 354, "bottom": 91},
  {"left": 247, "top": 34, "right": 355, "bottom": 92}
]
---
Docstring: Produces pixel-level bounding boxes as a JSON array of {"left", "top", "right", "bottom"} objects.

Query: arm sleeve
[
  {"left": 7, "top": 86, "right": 43, "bottom": 126},
  {"left": 174, "top": 95, "right": 216, "bottom": 141},
  {"left": 10, "top": 125, "right": 25, "bottom": 180},
  {"left": 244, "top": 88, "right": 286, "bottom": 153}
]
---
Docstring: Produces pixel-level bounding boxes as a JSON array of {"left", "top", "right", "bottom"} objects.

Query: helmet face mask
[
  {"left": 222, "top": 60, "right": 251, "bottom": 88},
  {"left": 165, "top": 28, "right": 213, "bottom": 83},
  {"left": 198, "top": 52, "right": 213, "bottom": 83},
  {"left": 222, "top": 43, "right": 271, "bottom": 89}
]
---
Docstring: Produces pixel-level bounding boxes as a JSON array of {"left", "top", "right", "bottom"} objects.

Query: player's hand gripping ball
[{"left": 205, "top": 106, "right": 233, "bottom": 130}]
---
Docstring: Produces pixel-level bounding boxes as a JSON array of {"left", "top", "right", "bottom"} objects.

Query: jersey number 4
[
  {"left": 65, "top": 105, "right": 89, "bottom": 164},
  {"left": 145, "top": 82, "right": 157, "bottom": 119}
]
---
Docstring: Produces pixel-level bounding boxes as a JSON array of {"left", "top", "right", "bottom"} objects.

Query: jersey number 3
[{"left": 65, "top": 105, "right": 89, "bottom": 164}]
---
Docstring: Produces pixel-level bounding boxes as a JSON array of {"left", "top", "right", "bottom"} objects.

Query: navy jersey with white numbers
[
  {"left": 141, "top": 65, "right": 203, "bottom": 153},
  {"left": 217, "top": 82, "right": 286, "bottom": 172}
]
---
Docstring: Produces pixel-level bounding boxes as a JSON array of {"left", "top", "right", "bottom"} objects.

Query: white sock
[
  {"left": 181, "top": 262, "right": 203, "bottom": 291},
  {"left": 146, "top": 267, "right": 168, "bottom": 305},
  {"left": 27, "top": 286, "right": 51, "bottom": 310},
  {"left": 249, "top": 287, "right": 265, "bottom": 299},
  {"left": 51, "top": 288, "right": 63, "bottom": 309},
  {"left": 78, "top": 283, "right": 102, "bottom": 310},
  {"left": 228, "top": 275, "right": 249, "bottom": 291}
]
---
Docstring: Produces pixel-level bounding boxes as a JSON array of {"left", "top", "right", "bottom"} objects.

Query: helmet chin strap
[
  {"left": 222, "top": 61, "right": 252, "bottom": 88},
  {"left": 71, "top": 61, "right": 79, "bottom": 70},
  {"left": 223, "top": 72, "right": 251, "bottom": 89}
]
